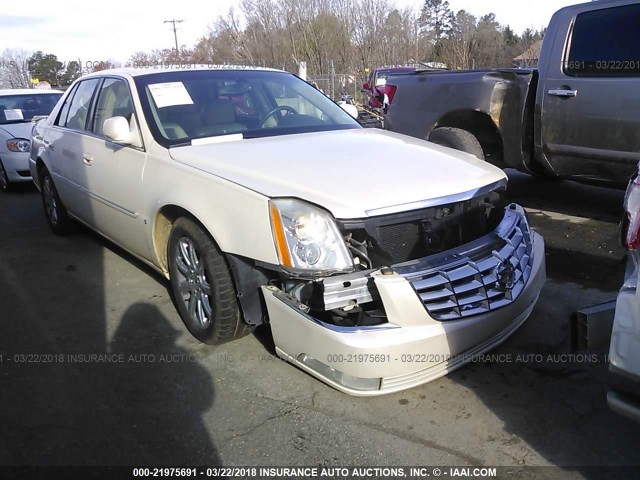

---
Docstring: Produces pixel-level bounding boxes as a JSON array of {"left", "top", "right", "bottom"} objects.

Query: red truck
[{"left": 362, "top": 66, "right": 416, "bottom": 109}]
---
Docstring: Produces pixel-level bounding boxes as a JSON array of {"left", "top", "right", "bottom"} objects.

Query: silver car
[
  {"left": 0, "top": 89, "right": 62, "bottom": 191},
  {"left": 608, "top": 164, "right": 640, "bottom": 420}
]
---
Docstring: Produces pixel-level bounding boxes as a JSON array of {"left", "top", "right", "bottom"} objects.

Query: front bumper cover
[
  {"left": 2, "top": 150, "right": 32, "bottom": 182},
  {"left": 263, "top": 204, "right": 546, "bottom": 396}
]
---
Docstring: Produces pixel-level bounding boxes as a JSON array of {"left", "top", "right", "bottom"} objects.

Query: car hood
[
  {"left": 169, "top": 129, "right": 507, "bottom": 219},
  {"left": 0, "top": 122, "right": 33, "bottom": 139}
]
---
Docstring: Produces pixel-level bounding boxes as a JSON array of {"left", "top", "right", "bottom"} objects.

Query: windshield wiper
[{"left": 169, "top": 141, "right": 192, "bottom": 148}]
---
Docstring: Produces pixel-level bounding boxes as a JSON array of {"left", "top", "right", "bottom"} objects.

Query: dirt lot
[{"left": 0, "top": 170, "right": 638, "bottom": 478}]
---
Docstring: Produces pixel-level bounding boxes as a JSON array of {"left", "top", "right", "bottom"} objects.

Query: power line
[{"left": 163, "top": 19, "right": 184, "bottom": 53}]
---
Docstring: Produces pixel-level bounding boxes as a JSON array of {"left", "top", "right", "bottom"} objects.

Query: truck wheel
[
  {"left": 429, "top": 127, "right": 484, "bottom": 160},
  {"left": 168, "top": 217, "right": 253, "bottom": 344}
]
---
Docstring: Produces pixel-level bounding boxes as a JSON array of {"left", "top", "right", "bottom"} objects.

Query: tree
[
  {"left": 419, "top": 0, "right": 453, "bottom": 41},
  {"left": 28, "top": 51, "right": 63, "bottom": 87},
  {"left": 443, "top": 10, "right": 477, "bottom": 69},
  {"left": 60, "top": 61, "right": 81, "bottom": 86},
  {"left": 0, "top": 49, "right": 31, "bottom": 88}
]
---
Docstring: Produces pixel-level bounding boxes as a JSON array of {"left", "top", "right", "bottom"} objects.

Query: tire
[
  {"left": 168, "top": 217, "right": 252, "bottom": 344},
  {"left": 40, "top": 168, "right": 75, "bottom": 235},
  {"left": 0, "top": 160, "right": 11, "bottom": 192},
  {"left": 428, "top": 127, "right": 484, "bottom": 160}
]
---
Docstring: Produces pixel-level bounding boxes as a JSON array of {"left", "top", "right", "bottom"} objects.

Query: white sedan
[
  {"left": 30, "top": 66, "right": 545, "bottom": 395},
  {"left": 0, "top": 89, "right": 62, "bottom": 191}
]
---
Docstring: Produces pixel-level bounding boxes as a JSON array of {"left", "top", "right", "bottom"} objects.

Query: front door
[{"left": 539, "top": 2, "right": 640, "bottom": 186}]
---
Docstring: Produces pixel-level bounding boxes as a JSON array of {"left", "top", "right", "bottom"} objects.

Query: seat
[
  {"left": 159, "top": 104, "right": 201, "bottom": 137},
  {"left": 196, "top": 99, "right": 247, "bottom": 137}
]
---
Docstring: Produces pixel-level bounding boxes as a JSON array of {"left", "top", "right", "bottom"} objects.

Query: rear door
[
  {"left": 47, "top": 78, "right": 101, "bottom": 222},
  {"left": 539, "top": 2, "right": 640, "bottom": 186}
]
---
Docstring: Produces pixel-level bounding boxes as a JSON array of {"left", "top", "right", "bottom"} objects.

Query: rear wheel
[
  {"left": 168, "top": 217, "right": 252, "bottom": 344},
  {"left": 40, "top": 168, "right": 75, "bottom": 235},
  {"left": 0, "top": 160, "right": 11, "bottom": 192},
  {"left": 429, "top": 127, "right": 484, "bottom": 160}
]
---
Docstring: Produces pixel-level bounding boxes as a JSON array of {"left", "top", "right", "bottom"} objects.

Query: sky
[{"left": 0, "top": 0, "right": 580, "bottom": 65}]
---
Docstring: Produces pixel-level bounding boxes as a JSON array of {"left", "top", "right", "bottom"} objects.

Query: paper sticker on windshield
[
  {"left": 4, "top": 109, "right": 24, "bottom": 120},
  {"left": 148, "top": 82, "right": 193, "bottom": 108}
]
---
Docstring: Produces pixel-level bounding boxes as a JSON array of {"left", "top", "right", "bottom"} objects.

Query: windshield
[
  {"left": 0, "top": 93, "right": 62, "bottom": 124},
  {"left": 134, "top": 69, "right": 361, "bottom": 147}
]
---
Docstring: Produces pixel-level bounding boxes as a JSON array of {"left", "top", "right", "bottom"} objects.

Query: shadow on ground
[{"left": 0, "top": 181, "right": 219, "bottom": 465}]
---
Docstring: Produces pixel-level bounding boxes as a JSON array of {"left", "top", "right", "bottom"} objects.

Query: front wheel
[
  {"left": 428, "top": 127, "right": 484, "bottom": 160},
  {"left": 168, "top": 217, "right": 252, "bottom": 344}
]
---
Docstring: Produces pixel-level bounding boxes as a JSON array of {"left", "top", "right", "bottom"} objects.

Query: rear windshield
[{"left": 0, "top": 93, "right": 62, "bottom": 124}]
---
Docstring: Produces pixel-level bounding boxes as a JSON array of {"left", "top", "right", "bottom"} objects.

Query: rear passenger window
[
  {"left": 565, "top": 4, "right": 640, "bottom": 77},
  {"left": 62, "top": 79, "right": 100, "bottom": 130},
  {"left": 55, "top": 84, "right": 77, "bottom": 127}
]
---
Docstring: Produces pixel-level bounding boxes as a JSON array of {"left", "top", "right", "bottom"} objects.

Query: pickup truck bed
[
  {"left": 384, "top": 68, "right": 538, "bottom": 173},
  {"left": 383, "top": 0, "right": 640, "bottom": 188}
]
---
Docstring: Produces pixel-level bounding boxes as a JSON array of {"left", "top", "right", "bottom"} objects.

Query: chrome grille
[{"left": 404, "top": 207, "right": 533, "bottom": 321}]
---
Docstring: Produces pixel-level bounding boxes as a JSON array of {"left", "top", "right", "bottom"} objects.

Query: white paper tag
[
  {"left": 148, "top": 82, "right": 193, "bottom": 108},
  {"left": 4, "top": 109, "right": 24, "bottom": 120}
]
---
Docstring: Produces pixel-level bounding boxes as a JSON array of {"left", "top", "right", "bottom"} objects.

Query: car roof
[
  {"left": 81, "top": 65, "right": 285, "bottom": 80},
  {"left": 0, "top": 89, "right": 63, "bottom": 96}
]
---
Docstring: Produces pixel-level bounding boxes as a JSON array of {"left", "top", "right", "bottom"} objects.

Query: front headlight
[
  {"left": 269, "top": 198, "right": 354, "bottom": 273},
  {"left": 7, "top": 138, "right": 30, "bottom": 153}
]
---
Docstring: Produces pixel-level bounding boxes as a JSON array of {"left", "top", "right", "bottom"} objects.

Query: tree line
[{"left": 0, "top": 0, "right": 544, "bottom": 89}]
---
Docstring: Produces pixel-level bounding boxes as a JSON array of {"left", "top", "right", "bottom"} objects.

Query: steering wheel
[{"left": 260, "top": 105, "right": 298, "bottom": 127}]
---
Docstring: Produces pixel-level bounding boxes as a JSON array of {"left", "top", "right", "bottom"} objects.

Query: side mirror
[
  {"left": 32, "top": 115, "right": 48, "bottom": 123},
  {"left": 362, "top": 82, "right": 370, "bottom": 90},
  {"left": 103, "top": 116, "right": 136, "bottom": 145}
]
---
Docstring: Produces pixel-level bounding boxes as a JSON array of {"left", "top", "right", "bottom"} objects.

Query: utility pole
[{"left": 164, "top": 19, "right": 184, "bottom": 54}]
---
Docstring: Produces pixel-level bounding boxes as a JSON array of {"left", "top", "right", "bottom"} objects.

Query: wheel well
[
  {"left": 434, "top": 110, "right": 504, "bottom": 166},
  {"left": 153, "top": 205, "right": 205, "bottom": 274}
]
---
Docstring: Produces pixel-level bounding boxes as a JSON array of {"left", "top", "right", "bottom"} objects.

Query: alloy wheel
[{"left": 174, "top": 236, "right": 213, "bottom": 327}]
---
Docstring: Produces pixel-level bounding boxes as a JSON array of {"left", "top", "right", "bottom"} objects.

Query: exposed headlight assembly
[
  {"left": 6, "top": 138, "right": 30, "bottom": 153},
  {"left": 269, "top": 198, "right": 354, "bottom": 273}
]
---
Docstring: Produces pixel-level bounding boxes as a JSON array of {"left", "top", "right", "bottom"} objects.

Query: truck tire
[{"left": 429, "top": 127, "right": 484, "bottom": 160}]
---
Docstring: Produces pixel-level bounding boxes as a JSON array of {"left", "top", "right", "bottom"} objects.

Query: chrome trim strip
[{"left": 364, "top": 178, "right": 507, "bottom": 217}]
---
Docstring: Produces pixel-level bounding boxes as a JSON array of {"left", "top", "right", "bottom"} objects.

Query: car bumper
[
  {"left": 263, "top": 206, "right": 546, "bottom": 396},
  {"left": 2, "top": 150, "right": 32, "bottom": 182},
  {"left": 608, "top": 251, "right": 640, "bottom": 422}
]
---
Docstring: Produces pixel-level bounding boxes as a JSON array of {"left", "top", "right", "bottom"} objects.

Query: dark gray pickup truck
[{"left": 384, "top": 0, "right": 640, "bottom": 187}]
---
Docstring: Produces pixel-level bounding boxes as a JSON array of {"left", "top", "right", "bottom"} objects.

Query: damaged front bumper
[{"left": 262, "top": 204, "right": 546, "bottom": 396}]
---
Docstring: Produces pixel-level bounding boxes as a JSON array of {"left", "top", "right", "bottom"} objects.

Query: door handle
[
  {"left": 548, "top": 89, "right": 577, "bottom": 98},
  {"left": 82, "top": 155, "right": 94, "bottom": 166}
]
